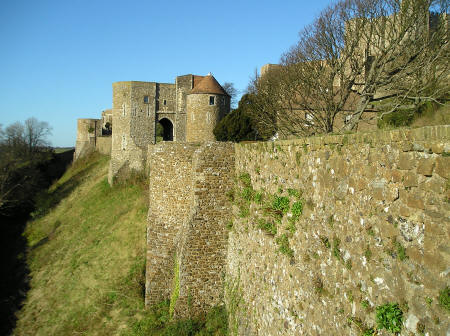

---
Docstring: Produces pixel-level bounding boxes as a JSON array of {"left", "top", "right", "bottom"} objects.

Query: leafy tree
[{"left": 214, "top": 94, "right": 266, "bottom": 142}]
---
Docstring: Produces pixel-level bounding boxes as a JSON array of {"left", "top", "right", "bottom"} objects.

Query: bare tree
[
  {"left": 24, "top": 117, "right": 52, "bottom": 154},
  {"left": 0, "top": 118, "right": 53, "bottom": 215},
  {"left": 222, "top": 82, "right": 239, "bottom": 109},
  {"left": 248, "top": 0, "right": 449, "bottom": 137}
]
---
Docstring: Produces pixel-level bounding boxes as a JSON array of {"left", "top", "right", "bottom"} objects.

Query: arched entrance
[{"left": 156, "top": 118, "right": 174, "bottom": 142}]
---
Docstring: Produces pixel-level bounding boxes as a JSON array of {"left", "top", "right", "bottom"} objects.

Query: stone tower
[{"left": 186, "top": 74, "right": 230, "bottom": 142}]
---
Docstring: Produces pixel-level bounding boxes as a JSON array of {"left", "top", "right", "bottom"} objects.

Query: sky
[{"left": 0, "top": 0, "right": 332, "bottom": 147}]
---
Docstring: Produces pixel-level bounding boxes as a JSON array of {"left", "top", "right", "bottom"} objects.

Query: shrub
[{"left": 213, "top": 94, "right": 263, "bottom": 142}]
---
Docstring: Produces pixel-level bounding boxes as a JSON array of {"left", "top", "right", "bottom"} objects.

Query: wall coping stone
[{"left": 237, "top": 125, "right": 450, "bottom": 148}]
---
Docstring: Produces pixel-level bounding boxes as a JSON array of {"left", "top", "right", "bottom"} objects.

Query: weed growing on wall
[
  {"left": 276, "top": 233, "right": 294, "bottom": 257},
  {"left": 291, "top": 200, "right": 303, "bottom": 220},
  {"left": 253, "top": 191, "right": 263, "bottom": 204},
  {"left": 169, "top": 254, "right": 180, "bottom": 317},
  {"left": 287, "top": 188, "right": 302, "bottom": 199},
  {"left": 225, "top": 273, "right": 244, "bottom": 336},
  {"left": 271, "top": 195, "right": 290, "bottom": 219},
  {"left": 439, "top": 286, "right": 450, "bottom": 312},
  {"left": 395, "top": 241, "right": 408, "bottom": 261},
  {"left": 375, "top": 303, "right": 403, "bottom": 333},
  {"left": 234, "top": 170, "right": 304, "bottom": 259},
  {"left": 257, "top": 219, "right": 277, "bottom": 236}
]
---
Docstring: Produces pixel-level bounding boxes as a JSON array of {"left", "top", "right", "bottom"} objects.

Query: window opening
[{"left": 209, "top": 96, "right": 215, "bottom": 105}]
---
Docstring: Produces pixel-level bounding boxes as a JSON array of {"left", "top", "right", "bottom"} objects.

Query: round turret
[{"left": 186, "top": 74, "right": 230, "bottom": 142}]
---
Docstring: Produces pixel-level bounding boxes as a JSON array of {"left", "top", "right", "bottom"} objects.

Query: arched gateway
[{"left": 157, "top": 118, "right": 174, "bottom": 141}]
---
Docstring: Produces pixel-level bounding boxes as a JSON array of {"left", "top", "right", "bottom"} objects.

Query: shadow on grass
[
  {"left": 0, "top": 151, "right": 107, "bottom": 335},
  {"left": 31, "top": 152, "right": 108, "bottom": 220}
]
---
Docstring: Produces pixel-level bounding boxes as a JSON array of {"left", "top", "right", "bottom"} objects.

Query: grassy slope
[{"left": 15, "top": 153, "right": 149, "bottom": 336}]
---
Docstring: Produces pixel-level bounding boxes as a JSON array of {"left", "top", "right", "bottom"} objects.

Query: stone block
[
  {"left": 399, "top": 206, "right": 411, "bottom": 217},
  {"left": 430, "top": 143, "right": 444, "bottom": 154},
  {"left": 407, "top": 195, "right": 425, "bottom": 210},
  {"left": 416, "top": 158, "right": 435, "bottom": 176},
  {"left": 435, "top": 156, "right": 450, "bottom": 179},
  {"left": 398, "top": 152, "right": 415, "bottom": 170},
  {"left": 389, "top": 169, "right": 403, "bottom": 183},
  {"left": 403, "top": 172, "right": 418, "bottom": 187},
  {"left": 372, "top": 188, "right": 385, "bottom": 200}
]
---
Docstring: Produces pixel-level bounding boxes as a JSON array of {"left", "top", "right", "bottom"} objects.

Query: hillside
[{"left": 14, "top": 153, "right": 227, "bottom": 336}]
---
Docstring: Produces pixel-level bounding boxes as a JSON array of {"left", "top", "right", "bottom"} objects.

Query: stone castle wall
[
  {"left": 109, "top": 81, "right": 160, "bottom": 182},
  {"left": 74, "top": 118, "right": 102, "bottom": 160},
  {"left": 95, "top": 136, "right": 112, "bottom": 155},
  {"left": 226, "top": 125, "right": 449, "bottom": 335},
  {"left": 146, "top": 142, "right": 235, "bottom": 317}
]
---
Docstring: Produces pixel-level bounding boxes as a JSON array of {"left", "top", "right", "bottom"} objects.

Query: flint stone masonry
[
  {"left": 226, "top": 125, "right": 450, "bottom": 336},
  {"left": 146, "top": 142, "right": 235, "bottom": 317}
]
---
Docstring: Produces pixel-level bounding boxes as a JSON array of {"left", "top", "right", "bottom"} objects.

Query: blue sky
[{"left": 0, "top": 0, "right": 331, "bottom": 147}]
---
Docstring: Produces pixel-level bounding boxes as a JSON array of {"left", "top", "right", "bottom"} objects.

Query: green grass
[{"left": 15, "top": 153, "right": 228, "bottom": 336}]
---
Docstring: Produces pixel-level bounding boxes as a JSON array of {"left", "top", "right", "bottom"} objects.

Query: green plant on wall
[
  {"left": 394, "top": 240, "right": 408, "bottom": 261},
  {"left": 253, "top": 191, "right": 263, "bottom": 204},
  {"left": 226, "top": 273, "right": 243, "bottom": 336},
  {"left": 375, "top": 303, "right": 403, "bottom": 334},
  {"left": 287, "top": 188, "right": 302, "bottom": 199},
  {"left": 238, "top": 172, "right": 252, "bottom": 188},
  {"left": 276, "top": 233, "right": 294, "bottom": 257},
  {"left": 439, "top": 286, "right": 450, "bottom": 312},
  {"left": 271, "top": 195, "right": 290, "bottom": 219},
  {"left": 291, "top": 200, "right": 303, "bottom": 220},
  {"left": 169, "top": 253, "right": 180, "bottom": 317},
  {"left": 332, "top": 237, "right": 343, "bottom": 262},
  {"left": 257, "top": 218, "right": 277, "bottom": 236},
  {"left": 87, "top": 126, "right": 95, "bottom": 133}
]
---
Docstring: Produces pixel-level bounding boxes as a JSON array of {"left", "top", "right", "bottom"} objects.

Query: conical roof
[{"left": 190, "top": 73, "right": 229, "bottom": 96}]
